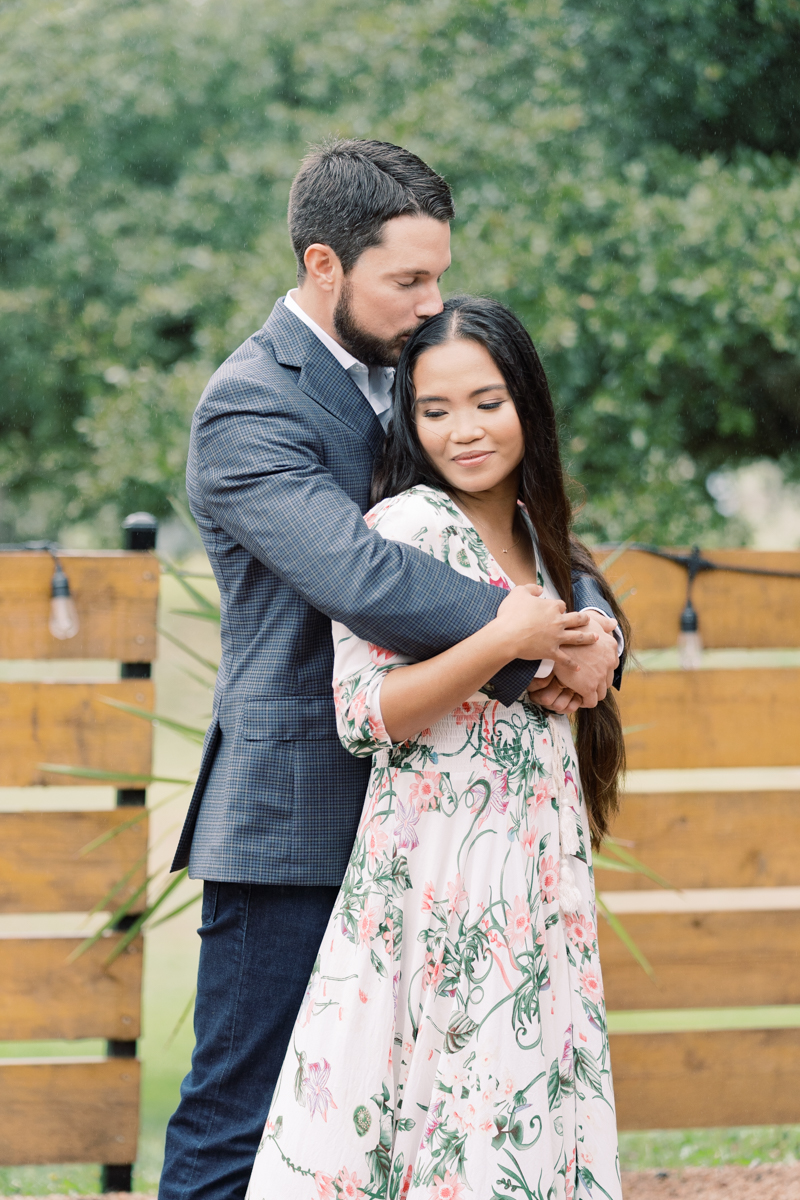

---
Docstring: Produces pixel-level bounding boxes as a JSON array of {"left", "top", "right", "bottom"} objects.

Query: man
[{"left": 160, "top": 138, "right": 621, "bottom": 1200}]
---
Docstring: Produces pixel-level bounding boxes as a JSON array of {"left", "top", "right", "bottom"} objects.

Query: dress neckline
[{"left": 413, "top": 484, "right": 540, "bottom": 591}]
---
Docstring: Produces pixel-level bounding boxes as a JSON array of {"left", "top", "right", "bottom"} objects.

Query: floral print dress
[{"left": 247, "top": 485, "right": 621, "bottom": 1200}]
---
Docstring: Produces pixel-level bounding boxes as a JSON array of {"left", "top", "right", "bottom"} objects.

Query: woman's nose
[{"left": 450, "top": 420, "right": 485, "bottom": 443}]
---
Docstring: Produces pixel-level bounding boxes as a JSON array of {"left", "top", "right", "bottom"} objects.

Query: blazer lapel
[{"left": 262, "top": 299, "right": 386, "bottom": 456}]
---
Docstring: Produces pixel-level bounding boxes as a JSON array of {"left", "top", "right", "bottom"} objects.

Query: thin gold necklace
[{"left": 464, "top": 508, "right": 522, "bottom": 555}]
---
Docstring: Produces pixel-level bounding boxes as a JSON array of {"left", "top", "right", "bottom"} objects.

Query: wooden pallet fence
[
  {"left": 0, "top": 539, "right": 157, "bottom": 1187},
  {"left": 609, "top": 1028, "right": 800, "bottom": 1130},
  {"left": 0, "top": 935, "right": 143, "bottom": 1041},
  {"left": 618, "top": 669, "right": 800, "bottom": 771},
  {"left": 0, "top": 811, "right": 148, "bottom": 913},
  {"left": 0, "top": 681, "right": 154, "bottom": 787},
  {"left": 597, "top": 547, "right": 800, "bottom": 649},
  {"left": 0, "top": 1058, "right": 141, "bottom": 1166},
  {"left": 597, "top": 547, "right": 800, "bottom": 1130},
  {"left": 0, "top": 551, "right": 158, "bottom": 661},
  {"left": 594, "top": 791, "right": 800, "bottom": 892}
]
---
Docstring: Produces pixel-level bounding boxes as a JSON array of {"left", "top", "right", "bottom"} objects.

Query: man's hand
[
  {"left": 554, "top": 612, "right": 619, "bottom": 708},
  {"left": 528, "top": 612, "right": 619, "bottom": 711},
  {"left": 527, "top": 670, "right": 582, "bottom": 714}
]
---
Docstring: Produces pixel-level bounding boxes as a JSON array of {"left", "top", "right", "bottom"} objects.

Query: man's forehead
[{"left": 377, "top": 215, "right": 450, "bottom": 253}]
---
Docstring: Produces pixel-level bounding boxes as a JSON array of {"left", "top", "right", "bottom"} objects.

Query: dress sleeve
[
  {"left": 331, "top": 623, "right": 411, "bottom": 757},
  {"left": 331, "top": 496, "right": 421, "bottom": 757}
]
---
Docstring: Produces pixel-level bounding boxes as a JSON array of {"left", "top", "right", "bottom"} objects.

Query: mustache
[{"left": 394, "top": 324, "right": 423, "bottom": 344}]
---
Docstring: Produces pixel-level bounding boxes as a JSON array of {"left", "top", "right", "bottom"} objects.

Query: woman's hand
[
  {"left": 492, "top": 584, "right": 598, "bottom": 667},
  {"left": 378, "top": 585, "right": 596, "bottom": 745}
]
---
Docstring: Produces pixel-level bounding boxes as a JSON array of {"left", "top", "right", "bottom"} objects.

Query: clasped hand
[
  {"left": 492, "top": 586, "right": 619, "bottom": 713},
  {"left": 527, "top": 611, "right": 619, "bottom": 713},
  {"left": 493, "top": 584, "right": 598, "bottom": 671},
  {"left": 494, "top": 588, "right": 618, "bottom": 715}
]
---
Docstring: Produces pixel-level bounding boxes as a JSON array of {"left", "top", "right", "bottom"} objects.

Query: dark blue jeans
[{"left": 158, "top": 881, "right": 339, "bottom": 1200}]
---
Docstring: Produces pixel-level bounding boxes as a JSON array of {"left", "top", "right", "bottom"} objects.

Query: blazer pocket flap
[{"left": 242, "top": 696, "right": 339, "bottom": 741}]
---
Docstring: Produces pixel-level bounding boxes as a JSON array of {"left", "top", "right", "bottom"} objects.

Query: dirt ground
[
  {"left": 622, "top": 1163, "right": 800, "bottom": 1198},
  {"left": 5, "top": 1170, "right": 800, "bottom": 1199}
]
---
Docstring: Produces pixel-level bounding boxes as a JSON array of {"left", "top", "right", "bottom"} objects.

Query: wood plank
[
  {"left": 610, "top": 1028, "right": 800, "bottom": 1128},
  {"left": 0, "top": 681, "right": 154, "bottom": 786},
  {"left": 0, "top": 551, "right": 158, "bottom": 661},
  {"left": 596, "top": 791, "right": 800, "bottom": 891},
  {"left": 619, "top": 669, "right": 800, "bottom": 770},
  {"left": 598, "top": 911, "right": 800, "bottom": 1010},
  {"left": 0, "top": 935, "right": 142, "bottom": 1040},
  {"left": 0, "top": 811, "right": 148, "bottom": 913},
  {"left": 0, "top": 1058, "right": 139, "bottom": 1165},
  {"left": 598, "top": 547, "right": 800, "bottom": 649}
]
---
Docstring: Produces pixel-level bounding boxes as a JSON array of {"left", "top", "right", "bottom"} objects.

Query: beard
[{"left": 333, "top": 280, "right": 418, "bottom": 367}]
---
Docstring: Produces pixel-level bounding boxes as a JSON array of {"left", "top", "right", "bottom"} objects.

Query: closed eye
[
  {"left": 421, "top": 408, "right": 448, "bottom": 419},
  {"left": 477, "top": 400, "right": 504, "bottom": 411}
]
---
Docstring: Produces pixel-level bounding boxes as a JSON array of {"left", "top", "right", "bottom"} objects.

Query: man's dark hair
[{"left": 288, "top": 138, "right": 454, "bottom": 281}]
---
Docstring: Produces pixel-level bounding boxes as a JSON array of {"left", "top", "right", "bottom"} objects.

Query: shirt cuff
[
  {"left": 581, "top": 606, "right": 625, "bottom": 656},
  {"left": 533, "top": 657, "right": 555, "bottom": 679}
]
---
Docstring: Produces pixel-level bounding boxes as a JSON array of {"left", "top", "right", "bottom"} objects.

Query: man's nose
[{"left": 415, "top": 280, "right": 444, "bottom": 319}]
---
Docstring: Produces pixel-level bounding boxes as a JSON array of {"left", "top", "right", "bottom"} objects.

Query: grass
[
  {"left": 1, "top": 557, "right": 798, "bottom": 1192},
  {"left": 619, "top": 1125, "right": 800, "bottom": 1171}
]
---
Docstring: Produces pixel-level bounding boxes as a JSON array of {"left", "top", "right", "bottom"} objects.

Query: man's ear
[{"left": 303, "top": 243, "right": 341, "bottom": 292}]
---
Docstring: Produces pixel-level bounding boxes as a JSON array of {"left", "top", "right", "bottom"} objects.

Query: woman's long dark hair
[{"left": 372, "top": 295, "right": 630, "bottom": 846}]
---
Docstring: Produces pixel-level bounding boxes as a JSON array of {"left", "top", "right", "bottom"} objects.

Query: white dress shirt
[
  {"left": 282, "top": 290, "right": 623, "bottom": 680},
  {"left": 283, "top": 290, "right": 394, "bottom": 431}
]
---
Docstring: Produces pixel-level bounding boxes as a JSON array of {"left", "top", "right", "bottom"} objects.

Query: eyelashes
[{"left": 420, "top": 400, "right": 505, "bottom": 419}]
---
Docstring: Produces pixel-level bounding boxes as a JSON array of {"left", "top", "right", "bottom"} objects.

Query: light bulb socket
[
  {"left": 680, "top": 599, "right": 698, "bottom": 633},
  {"left": 51, "top": 562, "right": 72, "bottom": 598}
]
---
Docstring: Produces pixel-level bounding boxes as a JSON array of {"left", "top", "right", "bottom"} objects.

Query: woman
[{"left": 247, "top": 297, "right": 629, "bottom": 1200}]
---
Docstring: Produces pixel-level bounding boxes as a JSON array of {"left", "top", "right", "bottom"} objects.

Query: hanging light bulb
[
  {"left": 677, "top": 595, "right": 702, "bottom": 670},
  {"left": 49, "top": 557, "right": 80, "bottom": 639}
]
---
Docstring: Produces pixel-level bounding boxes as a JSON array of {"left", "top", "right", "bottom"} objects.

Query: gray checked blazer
[{"left": 172, "top": 299, "right": 616, "bottom": 886}]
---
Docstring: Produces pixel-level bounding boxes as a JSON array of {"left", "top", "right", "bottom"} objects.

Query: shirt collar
[{"left": 283, "top": 289, "right": 361, "bottom": 372}]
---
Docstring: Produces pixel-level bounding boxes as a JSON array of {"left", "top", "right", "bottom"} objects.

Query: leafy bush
[{"left": 1, "top": 0, "right": 798, "bottom": 543}]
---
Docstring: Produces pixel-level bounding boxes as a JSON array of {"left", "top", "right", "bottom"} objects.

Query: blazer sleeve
[
  {"left": 191, "top": 377, "right": 537, "bottom": 706},
  {"left": 572, "top": 573, "right": 624, "bottom": 690}
]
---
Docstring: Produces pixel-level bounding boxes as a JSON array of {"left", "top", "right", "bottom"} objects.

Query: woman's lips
[{"left": 451, "top": 451, "right": 493, "bottom": 465}]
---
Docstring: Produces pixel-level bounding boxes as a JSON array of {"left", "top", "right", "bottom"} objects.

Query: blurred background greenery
[{"left": 2, "top": 0, "right": 800, "bottom": 550}]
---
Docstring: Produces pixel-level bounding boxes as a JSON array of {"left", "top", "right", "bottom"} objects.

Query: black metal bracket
[
  {"left": 629, "top": 542, "right": 800, "bottom": 582},
  {"left": 101, "top": 1164, "right": 133, "bottom": 1193},
  {"left": 101, "top": 513, "right": 158, "bottom": 1193},
  {"left": 627, "top": 542, "right": 800, "bottom": 634}
]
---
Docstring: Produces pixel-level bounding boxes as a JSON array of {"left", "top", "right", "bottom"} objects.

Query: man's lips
[{"left": 451, "top": 450, "right": 494, "bottom": 466}]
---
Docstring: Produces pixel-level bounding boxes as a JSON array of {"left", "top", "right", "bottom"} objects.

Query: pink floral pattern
[
  {"left": 429, "top": 1169, "right": 465, "bottom": 1199},
  {"left": 408, "top": 771, "right": 443, "bottom": 812},
  {"left": 504, "top": 894, "right": 533, "bottom": 948},
  {"left": 453, "top": 700, "right": 482, "bottom": 729},
  {"left": 565, "top": 912, "right": 597, "bottom": 953},
  {"left": 540, "top": 855, "right": 561, "bottom": 904},
  {"left": 248, "top": 486, "right": 620, "bottom": 1200}
]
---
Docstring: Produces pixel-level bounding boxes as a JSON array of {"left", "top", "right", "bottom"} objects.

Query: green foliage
[
  {"left": 1, "top": 0, "right": 799, "bottom": 543},
  {"left": 571, "top": 0, "right": 800, "bottom": 160}
]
